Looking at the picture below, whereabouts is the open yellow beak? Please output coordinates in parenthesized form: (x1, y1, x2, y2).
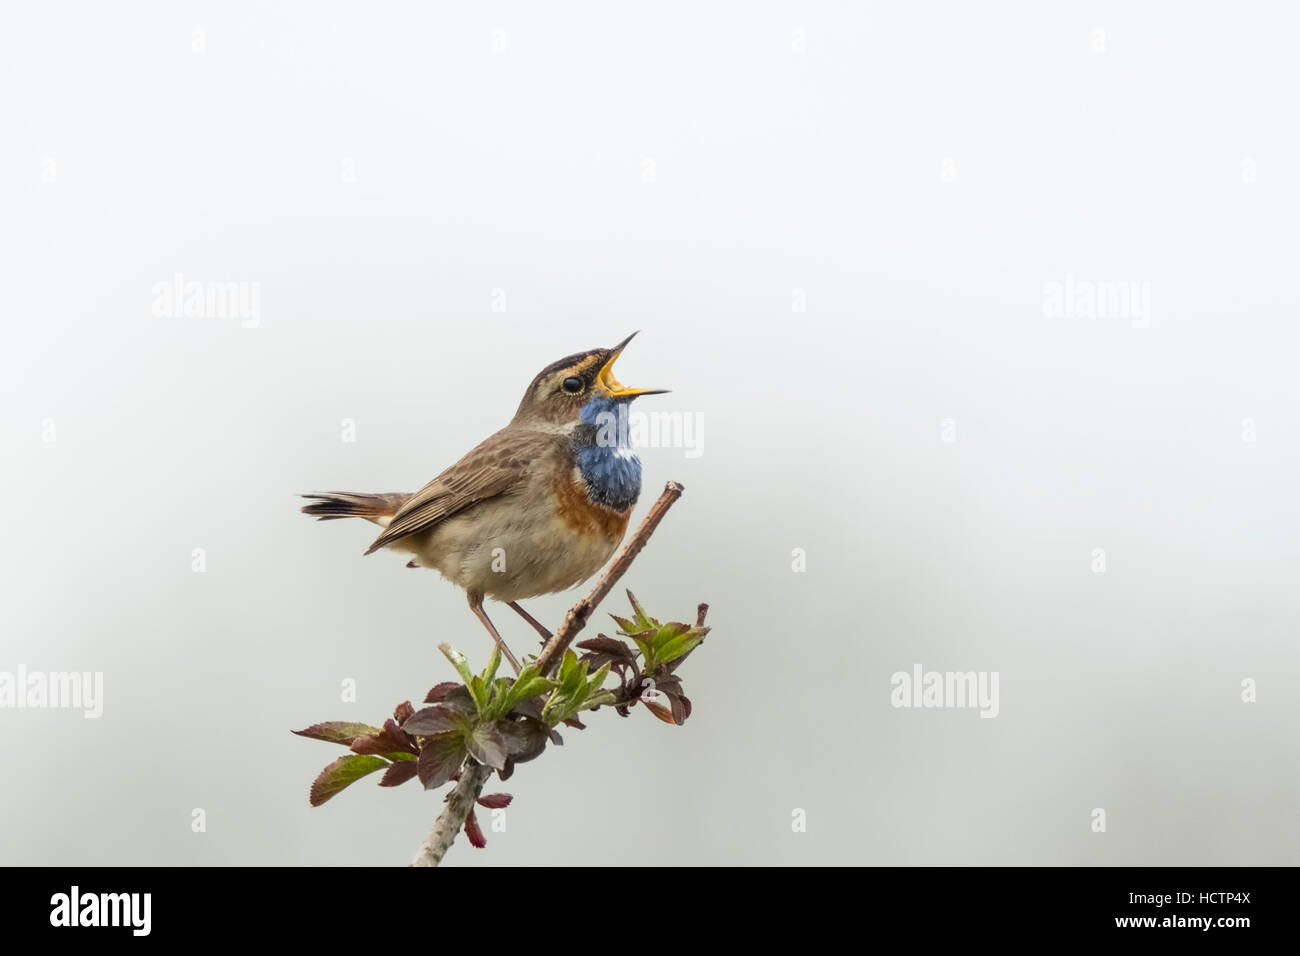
(597, 332, 669, 398)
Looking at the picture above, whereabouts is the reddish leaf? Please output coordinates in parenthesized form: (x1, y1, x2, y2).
(424, 682, 461, 703)
(652, 674, 684, 695)
(293, 722, 381, 746)
(466, 722, 508, 771)
(403, 704, 469, 736)
(379, 760, 419, 788)
(393, 700, 415, 724)
(642, 700, 678, 725)
(576, 635, 634, 660)
(416, 732, 467, 790)
(350, 718, 417, 757)
(383, 717, 417, 751)
(669, 693, 692, 724)
(508, 695, 543, 721)
(500, 718, 548, 763)
(477, 793, 513, 809)
(464, 808, 486, 849)
(348, 734, 389, 756)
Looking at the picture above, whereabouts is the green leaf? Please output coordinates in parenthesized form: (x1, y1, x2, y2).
(469, 675, 487, 712)
(655, 633, 703, 665)
(483, 643, 502, 687)
(557, 651, 586, 695)
(632, 636, 655, 668)
(309, 754, 389, 807)
(540, 689, 565, 725)
(292, 722, 382, 746)
(513, 674, 558, 703)
(541, 657, 613, 725)
(583, 661, 612, 698)
(625, 590, 658, 631)
(650, 621, 692, 648)
(486, 665, 557, 721)
(439, 643, 476, 690)
(574, 690, 616, 713)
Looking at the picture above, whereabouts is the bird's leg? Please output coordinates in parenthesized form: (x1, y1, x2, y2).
(506, 601, 553, 645)
(467, 589, 521, 675)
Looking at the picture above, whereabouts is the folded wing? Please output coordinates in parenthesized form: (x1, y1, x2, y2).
(363, 429, 554, 554)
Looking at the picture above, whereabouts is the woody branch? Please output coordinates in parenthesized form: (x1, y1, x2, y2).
(409, 480, 685, 867)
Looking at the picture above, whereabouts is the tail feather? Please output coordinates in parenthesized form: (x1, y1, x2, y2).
(300, 492, 409, 527)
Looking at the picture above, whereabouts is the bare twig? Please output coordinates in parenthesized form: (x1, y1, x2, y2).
(409, 761, 493, 867)
(536, 481, 685, 675)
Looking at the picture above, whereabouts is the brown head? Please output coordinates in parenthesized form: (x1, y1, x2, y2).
(511, 332, 667, 427)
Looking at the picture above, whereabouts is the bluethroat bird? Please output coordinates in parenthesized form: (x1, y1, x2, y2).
(301, 333, 667, 672)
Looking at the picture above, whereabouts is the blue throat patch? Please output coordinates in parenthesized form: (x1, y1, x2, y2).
(575, 396, 642, 511)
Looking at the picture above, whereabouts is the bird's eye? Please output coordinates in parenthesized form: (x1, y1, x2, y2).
(561, 376, 584, 394)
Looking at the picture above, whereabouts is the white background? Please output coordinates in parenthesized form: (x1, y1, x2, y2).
(2, 2, 1297, 865)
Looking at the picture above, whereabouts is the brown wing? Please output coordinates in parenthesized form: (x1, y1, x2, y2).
(363, 428, 555, 554)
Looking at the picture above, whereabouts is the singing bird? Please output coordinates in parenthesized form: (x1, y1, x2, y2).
(301, 333, 666, 671)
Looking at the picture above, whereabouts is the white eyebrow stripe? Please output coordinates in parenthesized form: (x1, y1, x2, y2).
(517, 421, 579, 435)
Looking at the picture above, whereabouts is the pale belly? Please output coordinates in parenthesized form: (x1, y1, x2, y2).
(399, 488, 628, 602)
